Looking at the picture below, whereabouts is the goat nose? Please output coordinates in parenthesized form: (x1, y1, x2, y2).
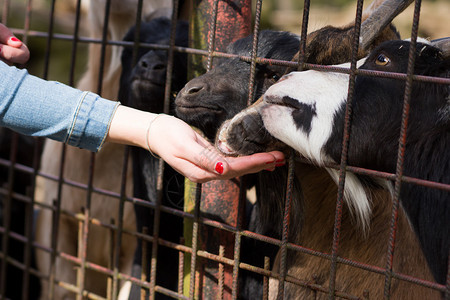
(139, 58, 165, 71)
(185, 84, 204, 95)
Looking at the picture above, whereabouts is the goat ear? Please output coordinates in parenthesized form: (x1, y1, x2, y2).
(431, 37, 450, 59)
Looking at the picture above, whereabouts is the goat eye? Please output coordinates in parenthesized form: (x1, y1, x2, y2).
(375, 54, 390, 66)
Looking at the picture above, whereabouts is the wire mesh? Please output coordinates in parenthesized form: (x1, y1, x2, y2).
(0, 0, 449, 299)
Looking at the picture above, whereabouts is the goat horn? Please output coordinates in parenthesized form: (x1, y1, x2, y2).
(431, 37, 450, 58)
(360, 0, 414, 50)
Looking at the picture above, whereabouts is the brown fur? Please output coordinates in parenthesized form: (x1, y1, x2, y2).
(34, 1, 172, 299)
(268, 164, 440, 299)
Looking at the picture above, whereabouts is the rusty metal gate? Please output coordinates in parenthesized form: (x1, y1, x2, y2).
(0, 0, 449, 299)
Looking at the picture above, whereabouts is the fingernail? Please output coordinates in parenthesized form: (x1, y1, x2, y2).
(10, 37, 20, 42)
(276, 159, 284, 163)
(214, 162, 224, 175)
(265, 161, 275, 164)
(276, 163, 285, 167)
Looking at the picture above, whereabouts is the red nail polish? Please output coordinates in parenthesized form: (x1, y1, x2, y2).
(276, 159, 284, 163)
(215, 162, 224, 174)
(276, 163, 285, 167)
(10, 37, 20, 42)
(265, 161, 275, 164)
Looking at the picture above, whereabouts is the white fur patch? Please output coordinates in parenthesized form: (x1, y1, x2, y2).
(259, 68, 350, 165)
(257, 60, 373, 225)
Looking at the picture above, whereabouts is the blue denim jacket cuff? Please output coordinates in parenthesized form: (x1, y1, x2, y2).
(66, 91, 120, 152)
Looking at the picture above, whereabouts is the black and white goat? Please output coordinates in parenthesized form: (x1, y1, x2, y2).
(217, 39, 449, 297)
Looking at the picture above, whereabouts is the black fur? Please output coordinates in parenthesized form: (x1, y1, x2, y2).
(175, 30, 301, 140)
(324, 40, 450, 284)
(175, 30, 304, 299)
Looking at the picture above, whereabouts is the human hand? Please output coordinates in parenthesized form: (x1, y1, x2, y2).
(148, 114, 285, 183)
(0, 23, 30, 65)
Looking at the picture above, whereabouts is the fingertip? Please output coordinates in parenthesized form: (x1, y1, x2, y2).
(8, 36, 22, 47)
(214, 161, 224, 175)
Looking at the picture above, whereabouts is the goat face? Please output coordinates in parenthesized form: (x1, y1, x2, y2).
(119, 17, 188, 113)
(218, 40, 449, 172)
(175, 30, 300, 140)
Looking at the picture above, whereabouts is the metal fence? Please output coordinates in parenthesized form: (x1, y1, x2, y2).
(0, 0, 449, 299)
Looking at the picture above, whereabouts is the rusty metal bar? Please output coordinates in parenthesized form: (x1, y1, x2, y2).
(328, 0, 365, 298)
(276, 152, 296, 298)
(0, 0, 9, 24)
(384, 0, 423, 298)
(297, 0, 310, 72)
(42, 0, 56, 80)
(246, 0, 262, 106)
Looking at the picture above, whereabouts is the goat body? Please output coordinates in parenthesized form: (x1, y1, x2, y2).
(217, 39, 449, 297)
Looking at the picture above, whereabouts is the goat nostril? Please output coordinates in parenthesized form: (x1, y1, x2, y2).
(186, 86, 203, 94)
(153, 64, 165, 70)
(140, 61, 148, 68)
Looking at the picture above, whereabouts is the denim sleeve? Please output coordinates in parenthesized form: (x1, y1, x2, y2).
(0, 61, 120, 152)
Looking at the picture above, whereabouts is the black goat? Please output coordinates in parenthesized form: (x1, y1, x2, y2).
(217, 39, 449, 297)
(119, 17, 188, 299)
(175, 0, 407, 297)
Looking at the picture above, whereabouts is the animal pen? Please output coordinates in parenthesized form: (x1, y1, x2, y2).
(0, 0, 449, 299)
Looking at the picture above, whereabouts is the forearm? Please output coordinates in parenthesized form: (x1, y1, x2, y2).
(106, 105, 158, 150)
(0, 61, 118, 152)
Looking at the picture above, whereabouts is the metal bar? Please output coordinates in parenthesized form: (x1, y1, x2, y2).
(328, 1, 365, 298)
(246, 0, 262, 106)
(276, 151, 296, 298)
(384, 0, 423, 298)
(141, 227, 149, 300)
(0, 0, 9, 24)
(42, 0, 56, 80)
(0, 130, 17, 300)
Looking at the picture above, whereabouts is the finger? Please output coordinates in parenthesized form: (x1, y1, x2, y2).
(183, 134, 226, 175)
(223, 152, 280, 175)
(166, 156, 218, 183)
(0, 44, 30, 64)
(0, 24, 22, 47)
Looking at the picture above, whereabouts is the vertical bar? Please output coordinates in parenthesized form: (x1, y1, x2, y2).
(107, 219, 115, 300)
(184, 0, 252, 298)
(76, 210, 86, 300)
(0, 130, 18, 300)
(20, 1, 36, 298)
(111, 148, 130, 300)
(383, 0, 422, 298)
(149, 1, 179, 298)
(263, 256, 270, 300)
(276, 152, 295, 299)
(1, 0, 9, 24)
(218, 245, 225, 300)
(46, 1, 62, 296)
(42, 0, 56, 79)
(246, 0, 263, 106)
(188, 186, 202, 299)
(328, 0, 365, 298)
(141, 227, 148, 300)
(178, 238, 185, 296)
(297, 0, 310, 72)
